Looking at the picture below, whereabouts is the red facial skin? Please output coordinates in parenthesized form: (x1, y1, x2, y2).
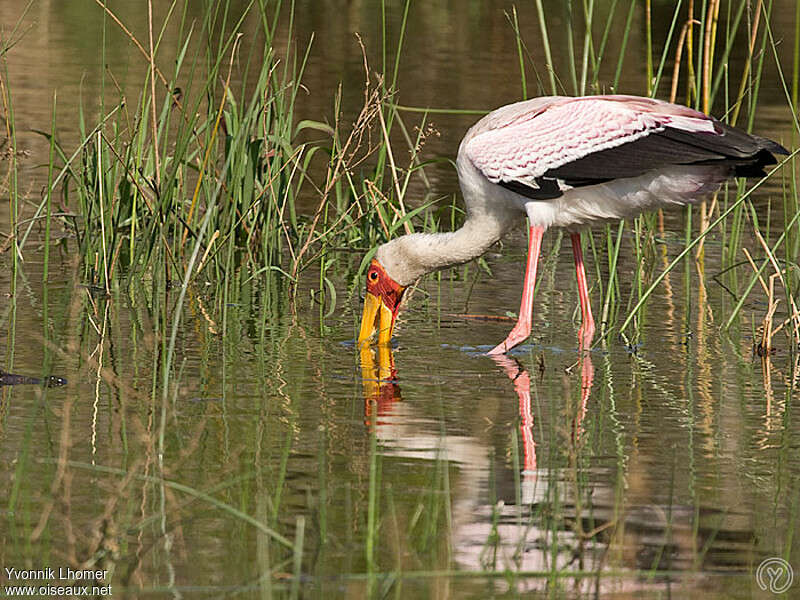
(365, 259, 405, 326)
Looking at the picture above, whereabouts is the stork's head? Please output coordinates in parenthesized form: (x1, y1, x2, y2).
(359, 235, 441, 345)
(358, 257, 406, 346)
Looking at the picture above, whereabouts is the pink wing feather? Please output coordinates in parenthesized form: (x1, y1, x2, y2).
(463, 96, 716, 190)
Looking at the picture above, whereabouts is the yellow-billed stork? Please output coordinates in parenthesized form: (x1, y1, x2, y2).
(358, 95, 788, 355)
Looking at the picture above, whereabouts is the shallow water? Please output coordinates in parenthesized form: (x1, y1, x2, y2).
(1, 1, 799, 598)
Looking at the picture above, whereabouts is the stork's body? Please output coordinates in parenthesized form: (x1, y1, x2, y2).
(359, 95, 787, 354)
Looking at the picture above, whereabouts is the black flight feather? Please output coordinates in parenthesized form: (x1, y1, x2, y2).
(497, 122, 788, 201)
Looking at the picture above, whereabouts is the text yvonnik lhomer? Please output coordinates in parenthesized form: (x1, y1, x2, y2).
(3, 567, 111, 597)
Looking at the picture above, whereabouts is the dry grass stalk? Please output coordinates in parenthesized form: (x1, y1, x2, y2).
(743, 239, 800, 357)
(290, 36, 391, 282)
(696, 0, 721, 260)
(731, 0, 765, 126)
(669, 19, 701, 104)
(754, 227, 800, 343)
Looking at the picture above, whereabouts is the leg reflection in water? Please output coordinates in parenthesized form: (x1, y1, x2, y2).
(488, 343, 594, 504)
(486, 354, 537, 474)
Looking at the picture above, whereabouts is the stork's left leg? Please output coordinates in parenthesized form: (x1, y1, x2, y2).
(488, 225, 545, 355)
(570, 232, 595, 348)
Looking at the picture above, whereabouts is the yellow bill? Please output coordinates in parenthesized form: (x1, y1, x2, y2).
(359, 292, 396, 346)
(359, 258, 405, 347)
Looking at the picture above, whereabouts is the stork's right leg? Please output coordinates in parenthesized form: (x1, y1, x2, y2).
(570, 232, 596, 349)
(570, 232, 595, 436)
(488, 225, 545, 355)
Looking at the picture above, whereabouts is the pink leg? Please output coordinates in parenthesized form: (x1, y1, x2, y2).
(570, 232, 595, 349)
(488, 225, 545, 355)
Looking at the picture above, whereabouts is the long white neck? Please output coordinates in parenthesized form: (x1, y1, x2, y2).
(375, 212, 515, 286)
(375, 150, 528, 286)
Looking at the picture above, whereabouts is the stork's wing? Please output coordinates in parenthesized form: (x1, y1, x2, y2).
(463, 96, 787, 200)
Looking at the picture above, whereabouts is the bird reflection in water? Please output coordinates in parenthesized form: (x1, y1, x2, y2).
(357, 343, 757, 582)
(357, 342, 602, 579)
(569, 340, 595, 442)
(358, 341, 594, 480)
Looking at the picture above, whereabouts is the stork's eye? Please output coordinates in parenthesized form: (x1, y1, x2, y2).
(368, 270, 379, 282)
